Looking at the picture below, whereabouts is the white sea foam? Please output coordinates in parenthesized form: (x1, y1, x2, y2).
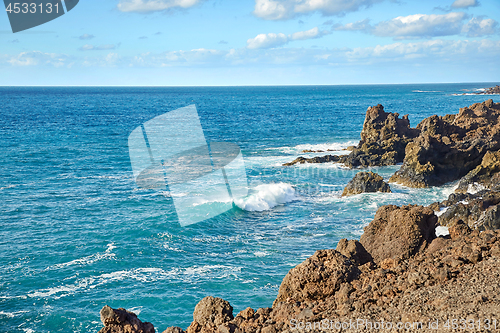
(269, 141, 357, 155)
(235, 183, 297, 211)
(435, 226, 450, 237)
(412, 90, 442, 93)
(467, 183, 486, 194)
(27, 265, 241, 299)
(48, 243, 116, 270)
(0, 310, 27, 318)
(254, 251, 270, 257)
(435, 207, 449, 217)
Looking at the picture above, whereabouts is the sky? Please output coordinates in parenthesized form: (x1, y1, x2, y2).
(0, 0, 499, 86)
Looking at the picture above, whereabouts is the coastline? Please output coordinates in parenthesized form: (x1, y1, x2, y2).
(97, 98, 500, 333)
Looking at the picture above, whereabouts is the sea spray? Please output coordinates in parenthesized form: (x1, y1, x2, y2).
(235, 183, 297, 211)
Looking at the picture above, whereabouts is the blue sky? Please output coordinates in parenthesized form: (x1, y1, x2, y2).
(1, 0, 499, 85)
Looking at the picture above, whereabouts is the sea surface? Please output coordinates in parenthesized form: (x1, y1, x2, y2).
(0, 84, 498, 332)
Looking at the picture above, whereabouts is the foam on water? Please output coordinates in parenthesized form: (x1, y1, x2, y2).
(26, 265, 242, 300)
(235, 183, 297, 211)
(47, 243, 117, 270)
(268, 141, 357, 155)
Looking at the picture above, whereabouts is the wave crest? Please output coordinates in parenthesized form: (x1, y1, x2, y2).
(235, 183, 297, 212)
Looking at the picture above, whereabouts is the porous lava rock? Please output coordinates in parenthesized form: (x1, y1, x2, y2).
(342, 171, 391, 197)
(98, 306, 155, 333)
(359, 205, 437, 263)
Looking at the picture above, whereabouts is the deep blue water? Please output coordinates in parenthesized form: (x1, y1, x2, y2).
(0, 84, 497, 333)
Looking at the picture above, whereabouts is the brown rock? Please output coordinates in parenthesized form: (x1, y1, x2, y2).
(342, 171, 391, 197)
(282, 155, 340, 166)
(336, 239, 373, 266)
(390, 100, 500, 187)
(273, 249, 360, 306)
(98, 306, 155, 333)
(341, 104, 419, 168)
(359, 205, 437, 263)
(162, 328, 184, 333)
(237, 307, 255, 320)
(193, 296, 234, 327)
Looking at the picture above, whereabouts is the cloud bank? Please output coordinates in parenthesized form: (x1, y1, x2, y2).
(253, 0, 384, 20)
(247, 27, 330, 49)
(334, 13, 498, 39)
(117, 0, 202, 13)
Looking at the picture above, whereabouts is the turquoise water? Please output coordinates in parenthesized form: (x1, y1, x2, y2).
(0, 84, 497, 332)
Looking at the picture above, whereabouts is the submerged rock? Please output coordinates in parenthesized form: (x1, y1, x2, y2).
(359, 205, 437, 263)
(342, 171, 391, 197)
(98, 306, 155, 333)
(390, 100, 500, 187)
(282, 154, 340, 166)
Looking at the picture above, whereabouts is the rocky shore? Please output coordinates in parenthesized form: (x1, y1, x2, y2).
(97, 100, 500, 333)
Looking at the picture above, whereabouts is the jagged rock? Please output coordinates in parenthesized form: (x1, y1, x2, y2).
(359, 205, 437, 263)
(192, 296, 233, 329)
(282, 154, 340, 166)
(437, 190, 500, 231)
(341, 104, 419, 168)
(273, 249, 360, 306)
(335, 239, 373, 266)
(456, 150, 500, 193)
(475, 85, 500, 95)
(161, 328, 183, 333)
(390, 100, 500, 187)
(283, 104, 418, 168)
(98, 306, 155, 333)
(342, 171, 391, 197)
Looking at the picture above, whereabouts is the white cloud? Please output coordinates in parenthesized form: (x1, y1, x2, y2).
(290, 27, 328, 40)
(254, 0, 384, 20)
(451, 0, 479, 9)
(247, 27, 330, 49)
(333, 19, 371, 32)
(80, 44, 118, 51)
(247, 33, 288, 49)
(462, 17, 498, 37)
(117, 0, 202, 13)
(79, 34, 95, 40)
(335, 13, 498, 39)
(372, 12, 468, 38)
(7, 51, 70, 67)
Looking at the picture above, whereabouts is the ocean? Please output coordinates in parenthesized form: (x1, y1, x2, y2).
(0, 84, 497, 332)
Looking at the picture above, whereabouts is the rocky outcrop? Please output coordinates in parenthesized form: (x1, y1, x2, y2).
(390, 100, 500, 187)
(359, 205, 437, 263)
(273, 249, 360, 305)
(173, 229, 500, 333)
(342, 171, 391, 197)
(474, 85, 500, 95)
(283, 104, 419, 168)
(335, 239, 373, 266)
(185, 296, 234, 333)
(455, 150, 500, 193)
(430, 189, 500, 231)
(282, 155, 340, 166)
(98, 306, 155, 333)
(98, 201, 500, 333)
(341, 104, 419, 168)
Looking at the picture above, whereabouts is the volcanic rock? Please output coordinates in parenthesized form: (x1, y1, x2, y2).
(340, 104, 419, 168)
(282, 155, 340, 166)
(359, 205, 437, 263)
(390, 100, 500, 187)
(342, 171, 391, 197)
(98, 306, 155, 333)
(335, 239, 373, 266)
(273, 249, 360, 305)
